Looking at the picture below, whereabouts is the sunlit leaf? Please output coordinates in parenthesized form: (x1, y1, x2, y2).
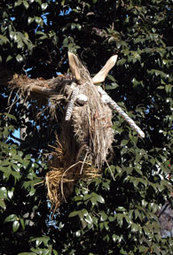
(12, 220, 20, 232)
(4, 214, 18, 223)
(16, 54, 23, 62)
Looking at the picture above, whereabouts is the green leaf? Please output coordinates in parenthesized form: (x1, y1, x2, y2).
(35, 17, 42, 24)
(36, 239, 43, 246)
(6, 55, 13, 62)
(139, 246, 148, 253)
(0, 187, 8, 199)
(121, 139, 128, 146)
(4, 214, 17, 222)
(99, 211, 108, 221)
(101, 179, 110, 191)
(14, 0, 22, 7)
(20, 218, 25, 230)
(165, 84, 172, 94)
(120, 248, 127, 254)
(84, 214, 93, 225)
(4, 113, 17, 121)
(16, 54, 23, 62)
(96, 194, 105, 204)
(12, 220, 20, 232)
(0, 199, 6, 210)
(117, 58, 126, 66)
(53, 250, 58, 255)
(41, 3, 48, 10)
(112, 234, 118, 242)
(106, 82, 119, 90)
(69, 210, 81, 218)
(0, 35, 10, 44)
(28, 17, 33, 24)
(23, 0, 29, 9)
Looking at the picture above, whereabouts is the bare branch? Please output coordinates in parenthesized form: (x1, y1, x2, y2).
(92, 55, 118, 84)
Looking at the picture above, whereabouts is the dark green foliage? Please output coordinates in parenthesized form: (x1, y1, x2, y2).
(0, 113, 50, 254)
(0, 0, 173, 254)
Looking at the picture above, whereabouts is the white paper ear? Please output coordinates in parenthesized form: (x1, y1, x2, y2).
(68, 52, 81, 81)
(92, 55, 118, 84)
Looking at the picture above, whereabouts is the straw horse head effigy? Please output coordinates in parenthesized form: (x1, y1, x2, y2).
(47, 52, 145, 210)
(3, 52, 145, 210)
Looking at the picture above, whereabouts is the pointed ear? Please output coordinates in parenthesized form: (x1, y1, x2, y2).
(92, 55, 118, 84)
(68, 52, 82, 81)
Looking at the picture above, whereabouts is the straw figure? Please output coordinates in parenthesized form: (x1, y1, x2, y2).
(1, 52, 145, 210)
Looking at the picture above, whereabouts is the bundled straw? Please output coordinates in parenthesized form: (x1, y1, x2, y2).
(46, 137, 100, 211)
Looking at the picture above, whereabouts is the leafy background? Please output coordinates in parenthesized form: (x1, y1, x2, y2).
(0, 0, 173, 254)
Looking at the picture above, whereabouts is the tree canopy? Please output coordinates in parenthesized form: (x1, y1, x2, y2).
(0, 0, 173, 254)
